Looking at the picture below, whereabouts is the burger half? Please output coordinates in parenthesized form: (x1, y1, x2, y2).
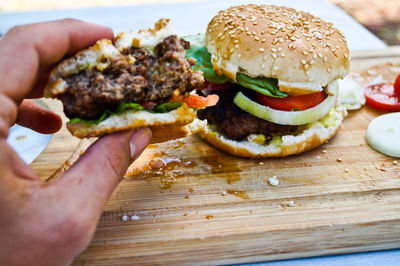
(45, 19, 218, 143)
(185, 4, 350, 158)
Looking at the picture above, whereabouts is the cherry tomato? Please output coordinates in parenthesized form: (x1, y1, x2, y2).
(255, 91, 326, 111)
(364, 82, 400, 112)
(394, 74, 400, 97)
(183, 94, 219, 109)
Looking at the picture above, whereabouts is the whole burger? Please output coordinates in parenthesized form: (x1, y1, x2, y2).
(186, 4, 350, 158)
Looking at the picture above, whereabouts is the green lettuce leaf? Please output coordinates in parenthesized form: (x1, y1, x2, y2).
(69, 102, 181, 125)
(153, 102, 182, 113)
(183, 34, 287, 98)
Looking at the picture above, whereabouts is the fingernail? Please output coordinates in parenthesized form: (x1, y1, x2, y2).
(130, 127, 152, 159)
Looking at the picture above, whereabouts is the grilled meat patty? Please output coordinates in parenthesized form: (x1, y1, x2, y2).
(59, 35, 203, 120)
(197, 88, 298, 140)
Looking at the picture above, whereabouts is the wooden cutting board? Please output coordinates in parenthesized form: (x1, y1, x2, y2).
(30, 47, 400, 265)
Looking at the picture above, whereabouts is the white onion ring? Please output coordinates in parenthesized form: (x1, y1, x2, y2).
(233, 81, 338, 126)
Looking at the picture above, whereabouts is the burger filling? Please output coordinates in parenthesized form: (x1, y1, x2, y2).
(58, 35, 204, 120)
(197, 88, 298, 140)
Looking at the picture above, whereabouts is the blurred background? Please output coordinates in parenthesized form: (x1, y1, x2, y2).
(1, 0, 399, 45)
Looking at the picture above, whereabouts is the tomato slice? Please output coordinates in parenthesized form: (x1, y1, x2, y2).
(394, 74, 400, 97)
(183, 94, 219, 109)
(364, 82, 400, 112)
(255, 91, 326, 111)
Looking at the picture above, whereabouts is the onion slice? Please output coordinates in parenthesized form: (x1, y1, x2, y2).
(233, 82, 338, 126)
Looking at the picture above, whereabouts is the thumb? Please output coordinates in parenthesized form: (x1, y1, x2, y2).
(53, 127, 152, 213)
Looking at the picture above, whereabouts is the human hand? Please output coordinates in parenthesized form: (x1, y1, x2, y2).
(0, 19, 152, 265)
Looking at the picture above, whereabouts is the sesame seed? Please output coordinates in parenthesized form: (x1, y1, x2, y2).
(393, 160, 398, 165)
(254, 36, 260, 41)
(261, 38, 266, 43)
(304, 64, 309, 70)
(233, 39, 239, 44)
(280, 53, 286, 58)
(121, 215, 129, 222)
(301, 59, 307, 65)
(259, 48, 265, 53)
(345, 168, 349, 173)
(313, 54, 318, 59)
(323, 56, 327, 63)
(271, 48, 277, 52)
(337, 157, 342, 162)
(263, 55, 267, 61)
(246, 31, 251, 35)
(272, 53, 277, 58)
(235, 44, 239, 49)
(302, 50, 308, 56)
(220, 35, 226, 40)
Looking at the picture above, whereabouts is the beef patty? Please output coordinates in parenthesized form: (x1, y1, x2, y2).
(59, 35, 204, 119)
(197, 88, 298, 140)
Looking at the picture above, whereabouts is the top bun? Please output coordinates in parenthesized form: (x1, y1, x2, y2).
(206, 4, 350, 95)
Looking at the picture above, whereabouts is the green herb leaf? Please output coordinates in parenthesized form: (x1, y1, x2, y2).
(183, 34, 287, 98)
(114, 103, 144, 113)
(153, 102, 182, 113)
(68, 101, 181, 125)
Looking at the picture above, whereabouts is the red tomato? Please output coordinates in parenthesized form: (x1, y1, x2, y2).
(364, 82, 400, 112)
(255, 91, 326, 111)
(394, 74, 400, 97)
(183, 94, 219, 109)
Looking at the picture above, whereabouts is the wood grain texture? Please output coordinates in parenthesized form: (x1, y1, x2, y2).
(29, 49, 400, 265)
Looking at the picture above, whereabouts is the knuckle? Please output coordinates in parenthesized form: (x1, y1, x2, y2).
(60, 18, 80, 25)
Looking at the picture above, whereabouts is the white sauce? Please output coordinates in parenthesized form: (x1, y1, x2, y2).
(365, 112, 400, 157)
(338, 75, 365, 110)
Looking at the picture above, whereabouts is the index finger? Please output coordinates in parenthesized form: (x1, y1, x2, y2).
(0, 19, 114, 102)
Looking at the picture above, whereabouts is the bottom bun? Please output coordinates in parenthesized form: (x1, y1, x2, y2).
(67, 104, 196, 143)
(198, 106, 347, 158)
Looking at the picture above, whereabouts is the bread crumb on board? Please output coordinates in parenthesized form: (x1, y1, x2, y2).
(280, 200, 295, 208)
(268, 176, 280, 186)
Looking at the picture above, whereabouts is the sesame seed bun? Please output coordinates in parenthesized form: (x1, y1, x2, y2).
(197, 105, 347, 158)
(206, 4, 350, 95)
